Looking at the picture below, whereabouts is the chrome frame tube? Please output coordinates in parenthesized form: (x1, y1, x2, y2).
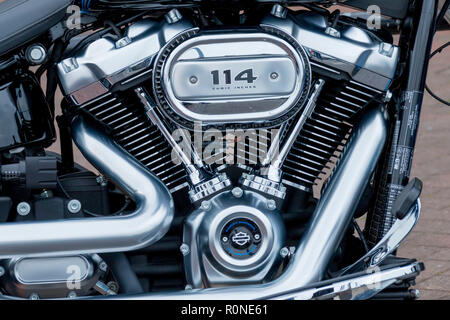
(0, 115, 175, 258)
(116, 104, 389, 299)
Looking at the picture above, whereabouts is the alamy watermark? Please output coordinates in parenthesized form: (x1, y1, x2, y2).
(170, 122, 281, 166)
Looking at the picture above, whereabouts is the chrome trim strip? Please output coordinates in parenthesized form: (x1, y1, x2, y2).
(274, 262, 423, 300)
(0, 115, 175, 258)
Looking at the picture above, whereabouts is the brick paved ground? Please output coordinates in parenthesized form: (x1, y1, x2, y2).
(396, 30, 450, 300)
(46, 30, 450, 299)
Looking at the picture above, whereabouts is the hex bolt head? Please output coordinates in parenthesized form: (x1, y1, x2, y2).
(107, 281, 119, 293)
(372, 251, 385, 265)
(67, 199, 82, 214)
(40, 190, 53, 198)
(67, 291, 77, 299)
(200, 201, 211, 211)
(26, 44, 47, 65)
(29, 293, 40, 300)
(270, 72, 279, 80)
(410, 289, 420, 299)
(231, 187, 243, 198)
(17, 202, 31, 216)
(180, 243, 190, 256)
(280, 247, 290, 258)
(96, 175, 108, 187)
(271, 4, 288, 19)
(222, 236, 229, 243)
(165, 8, 183, 24)
(254, 234, 261, 240)
(99, 261, 108, 272)
(0, 266, 5, 277)
(267, 199, 277, 211)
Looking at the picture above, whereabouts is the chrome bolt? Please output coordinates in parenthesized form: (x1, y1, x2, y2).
(26, 44, 47, 65)
(17, 202, 31, 216)
(231, 187, 243, 198)
(254, 234, 261, 240)
(0, 266, 5, 277)
(107, 281, 119, 293)
(267, 199, 277, 211)
(40, 190, 53, 198)
(180, 243, 190, 256)
(67, 291, 77, 299)
(29, 293, 40, 300)
(185, 284, 193, 290)
(271, 4, 288, 19)
(115, 36, 132, 49)
(384, 90, 393, 103)
(410, 289, 420, 299)
(189, 76, 198, 84)
(99, 261, 108, 272)
(96, 175, 108, 187)
(270, 72, 279, 80)
(200, 200, 211, 211)
(222, 236, 229, 243)
(372, 251, 385, 265)
(165, 8, 183, 24)
(280, 247, 290, 258)
(67, 199, 82, 214)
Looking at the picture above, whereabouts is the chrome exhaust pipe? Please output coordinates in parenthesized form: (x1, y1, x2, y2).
(0, 115, 174, 258)
(120, 104, 389, 299)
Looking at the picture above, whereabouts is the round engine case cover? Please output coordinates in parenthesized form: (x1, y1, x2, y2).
(153, 28, 311, 129)
(182, 190, 286, 288)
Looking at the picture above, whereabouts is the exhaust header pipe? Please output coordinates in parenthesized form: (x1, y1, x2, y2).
(0, 115, 174, 258)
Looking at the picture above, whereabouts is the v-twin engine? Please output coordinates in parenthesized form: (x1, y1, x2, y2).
(0, 3, 418, 300)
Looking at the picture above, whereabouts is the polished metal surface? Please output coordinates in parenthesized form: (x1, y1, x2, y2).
(340, 199, 421, 275)
(57, 18, 193, 103)
(0, 115, 174, 258)
(183, 190, 285, 288)
(104, 104, 388, 299)
(263, 79, 325, 182)
(155, 30, 311, 125)
(262, 12, 399, 91)
(135, 87, 202, 183)
(0, 255, 103, 299)
(240, 173, 287, 199)
(189, 173, 232, 203)
(274, 261, 423, 300)
(135, 87, 232, 202)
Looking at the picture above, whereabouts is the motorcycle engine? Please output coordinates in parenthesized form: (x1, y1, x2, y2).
(52, 6, 399, 292)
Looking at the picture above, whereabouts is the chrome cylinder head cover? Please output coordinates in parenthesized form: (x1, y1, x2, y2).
(153, 27, 312, 128)
(183, 189, 286, 288)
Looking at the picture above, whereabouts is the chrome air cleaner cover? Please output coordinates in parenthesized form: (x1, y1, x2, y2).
(153, 27, 311, 129)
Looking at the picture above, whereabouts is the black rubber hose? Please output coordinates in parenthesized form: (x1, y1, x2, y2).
(100, 253, 144, 294)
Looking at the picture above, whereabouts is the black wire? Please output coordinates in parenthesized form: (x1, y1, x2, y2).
(436, 0, 450, 33)
(425, 0, 450, 106)
(353, 219, 369, 253)
(425, 41, 450, 106)
(56, 175, 131, 217)
(64, 10, 150, 58)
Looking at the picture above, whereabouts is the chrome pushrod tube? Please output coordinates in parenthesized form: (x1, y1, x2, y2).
(0, 115, 174, 258)
(120, 104, 389, 300)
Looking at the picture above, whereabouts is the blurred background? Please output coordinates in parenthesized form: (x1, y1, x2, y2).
(44, 4, 450, 300)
